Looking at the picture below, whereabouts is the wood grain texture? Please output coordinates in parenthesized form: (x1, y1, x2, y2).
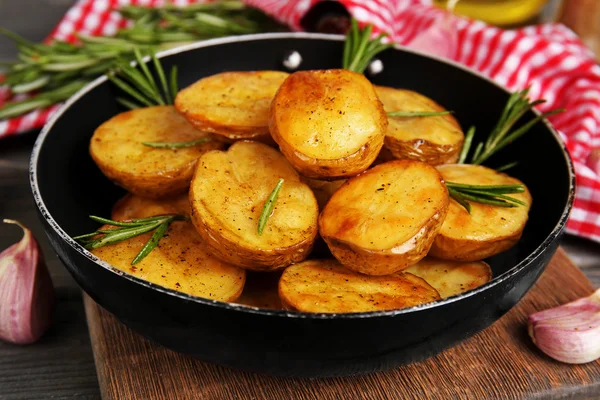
(85, 248, 600, 400)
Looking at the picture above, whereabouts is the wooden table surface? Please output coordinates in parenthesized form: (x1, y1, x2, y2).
(0, 1, 599, 399)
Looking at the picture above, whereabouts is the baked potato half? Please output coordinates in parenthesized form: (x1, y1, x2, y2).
(405, 257, 492, 298)
(319, 160, 449, 276)
(90, 105, 223, 198)
(175, 71, 289, 142)
(429, 164, 532, 261)
(303, 177, 346, 210)
(189, 141, 319, 271)
(91, 194, 245, 302)
(279, 259, 440, 313)
(235, 271, 283, 310)
(376, 86, 463, 165)
(270, 69, 387, 179)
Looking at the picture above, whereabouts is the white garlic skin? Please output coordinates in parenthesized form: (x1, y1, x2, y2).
(528, 289, 600, 364)
(0, 219, 55, 344)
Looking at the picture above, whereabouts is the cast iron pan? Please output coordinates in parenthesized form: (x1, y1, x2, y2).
(30, 33, 575, 377)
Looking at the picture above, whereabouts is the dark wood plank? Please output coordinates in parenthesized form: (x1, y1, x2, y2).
(0, 131, 100, 400)
(85, 248, 600, 400)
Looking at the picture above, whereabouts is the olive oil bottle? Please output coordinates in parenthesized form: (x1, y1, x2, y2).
(433, 0, 551, 26)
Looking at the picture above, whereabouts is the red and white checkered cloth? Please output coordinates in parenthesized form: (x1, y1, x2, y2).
(1, 0, 599, 242)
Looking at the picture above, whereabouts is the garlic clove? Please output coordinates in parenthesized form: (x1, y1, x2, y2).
(0, 219, 55, 344)
(528, 289, 600, 364)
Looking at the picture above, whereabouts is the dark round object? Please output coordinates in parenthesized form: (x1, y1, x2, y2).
(30, 33, 574, 378)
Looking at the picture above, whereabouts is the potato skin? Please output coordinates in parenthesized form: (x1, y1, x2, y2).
(279, 259, 440, 313)
(302, 177, 346, 210)
(270, 69, 387, 179)
(405, 257, 492, 298)
(90, 105, 223, 198)
(175, 71, 289, 142)
(92, 194, 246, 302)
(429, 164, 532, 261)
(376, 86, 463, 165)
(319, 160, 449, 275)
(189, 141, 319, 271)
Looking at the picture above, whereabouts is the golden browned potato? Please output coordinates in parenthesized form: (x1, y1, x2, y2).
(303, 177, 346, 210)
(270, 69, 387, 179)
(429, 164, 532, 261)
(405, 257, 492, 298)
(91, 194, 245, 302)
(90, 105, 223, 198)
(319, 160, 449, 276)
(234, 271, 283, 310)
(175, 71, 289, 142)
(189, 141, 319, 271)
(279, 259, 440, 313)
(376, 86, 463, 165)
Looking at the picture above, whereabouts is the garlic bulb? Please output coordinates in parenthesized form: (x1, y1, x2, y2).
(528, 289, 600, 364)
(0, 219, 55, 344)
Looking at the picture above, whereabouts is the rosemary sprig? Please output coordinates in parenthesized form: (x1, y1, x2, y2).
(342, 19, 393, 74)
(108, 49, 177, 109)
(0, 1, 278, 120)
(73, 214, 187, 265)
(142, 138, 211, 149)
(257, 178, 284, 235)
(387, 110, 451, 118)
(446, 182, 526, 214)
(459, 88, 564, 166)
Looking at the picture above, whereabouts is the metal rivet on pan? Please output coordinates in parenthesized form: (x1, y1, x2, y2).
(282, 50, 303, 71)
(367, 59, 384, 76)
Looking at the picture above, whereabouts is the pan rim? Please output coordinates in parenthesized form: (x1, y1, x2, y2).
(29, 32, 575, 319)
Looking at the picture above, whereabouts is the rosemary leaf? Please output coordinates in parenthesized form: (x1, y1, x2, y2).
(89, 215, 150, 227)
(117, 97, 142, 110)
(343, 19, 391, 74)
(387, 110, 451, 118)
(448, 188, 471, 214)
(495, 161, 519, 172)
(169, 66, 179, 101)
(131, 220, 170, 265)
(458, 126, 475, 164)
(142, 138, 211, 149)
(108, 74, 155, 108)
(152, 53, 171, 104)
(257, 178, 284, 235)
(85, 220, 165, 249)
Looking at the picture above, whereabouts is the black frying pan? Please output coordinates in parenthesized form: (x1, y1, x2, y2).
(30, 33, 575, 377)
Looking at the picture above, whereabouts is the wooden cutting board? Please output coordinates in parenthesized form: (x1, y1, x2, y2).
(84, 248, 600, 400)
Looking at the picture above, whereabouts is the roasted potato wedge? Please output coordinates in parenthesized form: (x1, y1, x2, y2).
(235, 271, 283, 310)
(270, 69, 387, 179)
(429, 164, 532, 261)
(319, 160, 449, 276)
(303, 177, 346, 210)
(279, 259, 441, 313)
(175, 71, 289, 142)
(405, 257, 492, 298)
(91, 194, 245, 302)
(90, 105, 223, 198)
(376, 86, 463, 165)
(189, 141, 319, 271)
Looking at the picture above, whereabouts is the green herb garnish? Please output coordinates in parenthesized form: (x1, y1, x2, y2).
(108, 49, 178, 110)
(257, 178, 284, 235)
(387, 110, 451, 118)
(445, 182, 526, 214)
(0, 2, 276, 119)
(459, 88, 564, 167)
(142, 138, 211, 149)
(342, 19, 393, 74)
(73, 214, 187, 265)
